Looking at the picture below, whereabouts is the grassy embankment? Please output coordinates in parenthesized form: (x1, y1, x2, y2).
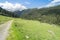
(0, 15, 12, 24)
(7, 18, 60, 40)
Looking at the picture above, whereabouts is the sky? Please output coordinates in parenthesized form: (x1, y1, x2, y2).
(0, 0, 60, 11)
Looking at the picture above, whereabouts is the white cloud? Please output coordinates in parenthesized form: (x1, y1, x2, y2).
(46, 0, 60, 7)
(0, 1, 27, 11)
(38, 0, 60, 9)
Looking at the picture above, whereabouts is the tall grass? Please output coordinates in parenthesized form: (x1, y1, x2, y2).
(0, 15, 12, 24)
(7, 18, 60, 40)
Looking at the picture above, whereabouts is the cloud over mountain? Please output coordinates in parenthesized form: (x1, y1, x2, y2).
(46, 0, 60, 7)
(0, 1, 27, 11)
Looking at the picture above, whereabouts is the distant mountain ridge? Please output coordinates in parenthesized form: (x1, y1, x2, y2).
(0, 5, 60, 24)
(0, 7, 21, 17)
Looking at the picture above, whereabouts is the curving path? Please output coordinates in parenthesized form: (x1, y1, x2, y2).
(0, 20, 13, 40)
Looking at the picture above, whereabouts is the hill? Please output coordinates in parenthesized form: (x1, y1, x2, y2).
(0, 15, 12, 24)
(7, 18, 60, 40)
(20, 5, 60, 25)
(0, 5, 60, 25)
(0, 7, 19, 17)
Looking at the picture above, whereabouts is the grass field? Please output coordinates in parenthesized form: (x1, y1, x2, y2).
(0, 15, 12, 24)
(7, 18, 60, 40)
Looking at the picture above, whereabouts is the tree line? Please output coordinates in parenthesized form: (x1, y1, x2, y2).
(20, 5, 60, 25)
(0, 5, 60, 25)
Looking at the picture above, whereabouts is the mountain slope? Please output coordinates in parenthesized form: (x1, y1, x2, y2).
(7, 18, 60, 40)
(0, 15, 12, 24)
(0, 5, 60, 24)
(0, 7, 19, 17)
(20, 5, 60, 24)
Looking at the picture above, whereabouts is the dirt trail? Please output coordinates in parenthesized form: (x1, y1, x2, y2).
(0, 20, 13, 40)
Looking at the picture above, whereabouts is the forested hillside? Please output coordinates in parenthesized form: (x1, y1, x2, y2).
(0, 5, 60, 25)
(20, 5, 60, 25)
(0, 7, 19, 17)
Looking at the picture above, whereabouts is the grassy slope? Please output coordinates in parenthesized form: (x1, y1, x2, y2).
(7, 18, 60, 40)
(0, 15, 12, 24)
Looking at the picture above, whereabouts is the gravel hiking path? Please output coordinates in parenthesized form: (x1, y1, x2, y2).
(0, 20, 13, 40)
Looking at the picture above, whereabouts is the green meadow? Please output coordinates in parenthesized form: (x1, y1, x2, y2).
(0, 15, 12, 24)
(7, 18, 60, 40)
(0, 15, 60, 40)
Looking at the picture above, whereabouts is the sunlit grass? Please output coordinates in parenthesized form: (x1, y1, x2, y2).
(0, 15, 12, 24)
(7, 18, 60, 40)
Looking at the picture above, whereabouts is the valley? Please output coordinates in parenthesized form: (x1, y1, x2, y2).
(0, 5, 60, 40)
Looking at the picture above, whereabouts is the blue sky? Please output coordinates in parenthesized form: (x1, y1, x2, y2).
(0, 0, 60, 11)
(0, 0, 52, 8)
